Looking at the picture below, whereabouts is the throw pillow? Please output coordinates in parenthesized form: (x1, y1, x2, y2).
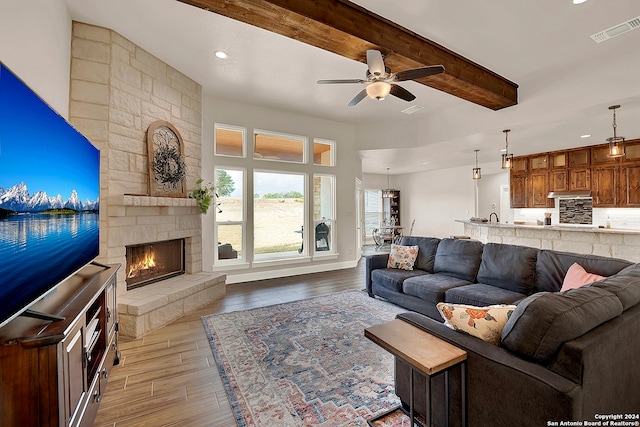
(436, 302, 517, 345)
(387, 244, 419, 270)
(561, 262, 605, 292)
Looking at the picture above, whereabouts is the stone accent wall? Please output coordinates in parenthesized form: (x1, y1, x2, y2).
(67, 22, 224, 338)
(464, 222, 640, 262)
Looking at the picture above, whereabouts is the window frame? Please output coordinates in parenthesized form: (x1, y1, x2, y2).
(313, 138, 336, 167)
(214, 123, 246, 158)
(253, 129, 307, 164)
(312, 173, 336, 255)
(213, 166, 247, 266)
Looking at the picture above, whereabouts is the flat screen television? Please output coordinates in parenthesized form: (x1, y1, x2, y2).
(0, 62, 100, 328)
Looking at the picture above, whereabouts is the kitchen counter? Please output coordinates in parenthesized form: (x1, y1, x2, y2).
(456, 219, 640, 234)
(456, 220, 640, 263)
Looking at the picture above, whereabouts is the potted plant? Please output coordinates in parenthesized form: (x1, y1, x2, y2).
(190, 178, 216, 214)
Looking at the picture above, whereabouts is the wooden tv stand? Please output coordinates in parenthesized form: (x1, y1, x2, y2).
(0, 263, 120, 427)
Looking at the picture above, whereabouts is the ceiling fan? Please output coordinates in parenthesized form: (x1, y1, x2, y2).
(317, 49, 445, 106)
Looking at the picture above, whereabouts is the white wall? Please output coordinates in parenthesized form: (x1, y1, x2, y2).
(363, 166, 476, 238)
(0, 0, 72, 117)
(202, 95, 360, 280)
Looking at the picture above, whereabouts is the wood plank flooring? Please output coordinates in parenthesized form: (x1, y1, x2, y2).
(94, 256, 374, 427)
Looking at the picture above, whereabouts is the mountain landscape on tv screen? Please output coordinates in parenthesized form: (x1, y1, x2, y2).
(0, 182, 99, 213)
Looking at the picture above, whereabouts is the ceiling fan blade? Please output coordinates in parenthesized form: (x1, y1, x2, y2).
(348, 89, 368, 107)
(389, 84, 416, 102)
(317, 79, 364, 84)
(366, 49, 385, 77)
(395, 65, 445, 82)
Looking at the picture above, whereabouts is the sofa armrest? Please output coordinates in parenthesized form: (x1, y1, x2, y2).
(395, 311, 581, 425)
(365, 253, 389, 297)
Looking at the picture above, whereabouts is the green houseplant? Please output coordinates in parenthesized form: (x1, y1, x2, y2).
(190, 178, 216, 214)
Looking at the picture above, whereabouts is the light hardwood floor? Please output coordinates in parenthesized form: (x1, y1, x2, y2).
(94, 256, 374, 427)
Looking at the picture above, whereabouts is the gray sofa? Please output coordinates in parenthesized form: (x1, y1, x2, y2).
(365, 236, 640, 426)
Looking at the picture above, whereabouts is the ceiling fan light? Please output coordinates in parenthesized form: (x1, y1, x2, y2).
(366, 81, 391, 100)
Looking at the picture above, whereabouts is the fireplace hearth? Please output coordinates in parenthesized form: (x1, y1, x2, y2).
(126, 239, 185, 290)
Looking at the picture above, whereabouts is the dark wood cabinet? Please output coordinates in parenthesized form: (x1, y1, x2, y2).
(568, 148, 590, 167)
(592, 145, 620, 165)
(570, 168, 591, 191)
(620, 163, 640, 207)
(530, 171, 552, 207)
(510, 172, 528, 208)
(550, 169, 569, 191)
(0, 264, 120, 427)
(593, 166, 619, 207)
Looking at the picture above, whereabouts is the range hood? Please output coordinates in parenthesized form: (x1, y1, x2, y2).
(547, 191, 592, 199)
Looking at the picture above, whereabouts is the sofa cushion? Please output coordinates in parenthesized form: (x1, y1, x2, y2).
(589, 274, 640, 311)
(387, 244, 420, 270)
(436, 302, 517, 344)
(400, 236, 440, 272)
(445, 283, 527, 307)
(535, 250, 632, 293)
(617, 263, 640, 278)
(500, 287, 623, 362)
(402, 274, 471, 301)
(560, 262, 605, 291)
(476, 243, 538, 294)
(370, 268, 427, 293)
(433, 238, 483, 282)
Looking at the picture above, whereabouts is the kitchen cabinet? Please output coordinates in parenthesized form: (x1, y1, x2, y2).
(568, 148, 590, 167)
(623, 140, 640, 162)
(530, 171, 552, 207)
(592, 166, 618, 207)
(551, 152, 567, 169)
(510, 172, 528, 208)
(550, 169, 569, 192)
(592, 145, 621, 165)
(530, 154, 549, 170)
(570, 168, 591, 191)
(620, 164, 640, 207)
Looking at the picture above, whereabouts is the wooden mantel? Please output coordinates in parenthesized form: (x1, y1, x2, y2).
(177, 0, 518, 110)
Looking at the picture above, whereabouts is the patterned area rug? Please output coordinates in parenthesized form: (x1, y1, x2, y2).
(202, 290, 408, 426)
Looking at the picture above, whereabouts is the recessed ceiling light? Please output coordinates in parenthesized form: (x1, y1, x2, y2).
(573, 0, 588, 4)
(214, 51, 228, 59)
(581, 134, 591, 138)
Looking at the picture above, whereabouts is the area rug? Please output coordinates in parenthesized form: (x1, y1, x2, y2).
(202, 290, 409, 426)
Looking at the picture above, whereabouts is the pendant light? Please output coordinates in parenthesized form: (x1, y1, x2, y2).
(501, 129, 514, 169)
(606, 105, 625, 158)
(382, 167, 394, 197)
(473, 150, 481, 180)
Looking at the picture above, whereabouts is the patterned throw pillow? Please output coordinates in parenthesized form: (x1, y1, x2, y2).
(436, 302, 517, 345)
(387, 244, 419, 270)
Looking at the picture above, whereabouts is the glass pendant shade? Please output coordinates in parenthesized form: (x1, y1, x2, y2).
(472, 149, 481, 180)
(382, 167, 393, 197)
(606, 105, 625, 158)
(366, 81, 391, 100)
(501, 129, 513, 169)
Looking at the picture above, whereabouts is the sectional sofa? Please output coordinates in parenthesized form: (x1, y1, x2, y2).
(365, 236, 640, 426)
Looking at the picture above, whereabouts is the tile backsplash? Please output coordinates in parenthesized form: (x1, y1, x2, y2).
(559, 199, 592, 224)
(512, 206, 640, 230)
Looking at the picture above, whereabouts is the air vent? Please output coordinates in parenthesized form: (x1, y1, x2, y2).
(401, 105, 424, 115)
(591, 16, 640, 43)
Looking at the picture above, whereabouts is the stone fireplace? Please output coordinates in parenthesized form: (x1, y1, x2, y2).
(68, 22, 225, 339)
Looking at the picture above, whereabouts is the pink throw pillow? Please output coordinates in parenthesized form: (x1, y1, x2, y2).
(561, 262, 605, 292)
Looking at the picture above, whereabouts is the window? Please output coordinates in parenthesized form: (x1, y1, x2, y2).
(254, 130, 306, 163)
(313, 139, 335, 166)
(214, 124, 245, 157)
(214, 168, 245, 262)
(253, 171, 306, 258)
(313, 174, 335, 253)
(364, 189, 383, 245)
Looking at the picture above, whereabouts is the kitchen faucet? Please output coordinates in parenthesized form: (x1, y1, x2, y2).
(489, 212, 499, 223)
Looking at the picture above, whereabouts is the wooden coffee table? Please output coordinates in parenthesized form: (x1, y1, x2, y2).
(364, 319, 467, 427)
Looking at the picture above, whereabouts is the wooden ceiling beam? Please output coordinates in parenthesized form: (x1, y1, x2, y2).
(178, 0, 518, 110)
